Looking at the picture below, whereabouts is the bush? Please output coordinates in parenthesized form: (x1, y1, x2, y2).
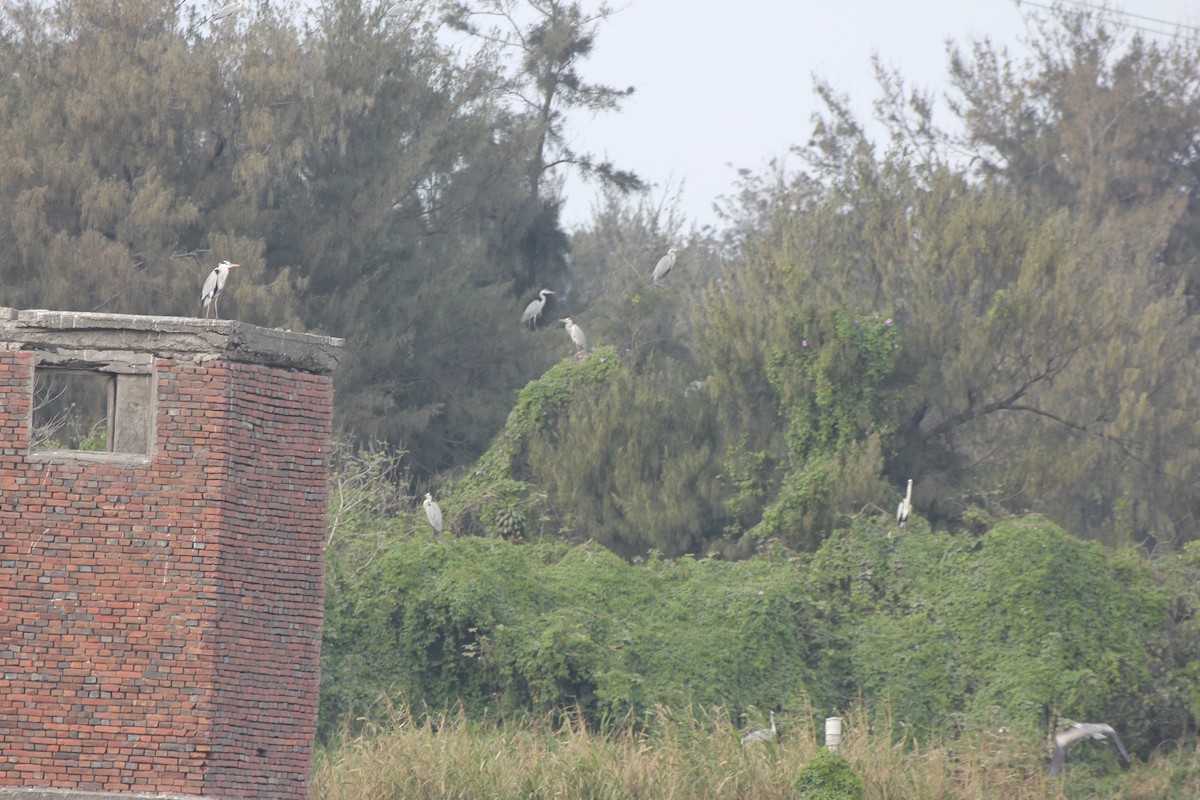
(794, 748, 863, 799)
(319, 537, 824, 740)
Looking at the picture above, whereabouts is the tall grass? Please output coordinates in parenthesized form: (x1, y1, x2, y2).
(311, 701, 1200, 799)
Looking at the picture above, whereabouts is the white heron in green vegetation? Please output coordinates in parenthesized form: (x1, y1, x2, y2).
(200, 260, 239, 319)
(651, 246, 679, 285)
(1050, 722, 1130, 776)
(742, 710, 776, 744)
(560, 317, 587, 353)
(423, 493, 443, 534)
(521, 289, 556, 330)
(897, 478, 913, 529)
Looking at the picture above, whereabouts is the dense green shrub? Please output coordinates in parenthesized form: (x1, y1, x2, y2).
(794, 749, 864, 799)
(806, 515, 1163, 740)
(321, 513, 1187, 757)
(319, 537, 822, 741)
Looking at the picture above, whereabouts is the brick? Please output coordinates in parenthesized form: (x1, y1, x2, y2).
(0, 313, 340, 800)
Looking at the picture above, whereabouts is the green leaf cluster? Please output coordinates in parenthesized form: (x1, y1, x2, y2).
(320, 537, 818, 742)
(793, 749, 864, 800)
(807, 516, 1160, 739)
(321, 514, 1199, 756)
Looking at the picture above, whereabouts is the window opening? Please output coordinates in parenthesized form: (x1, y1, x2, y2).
(32, 368, 153, 455)
(32, 369, 111, 451)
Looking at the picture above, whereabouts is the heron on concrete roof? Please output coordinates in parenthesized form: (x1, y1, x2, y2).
(200, 260, 239, 319)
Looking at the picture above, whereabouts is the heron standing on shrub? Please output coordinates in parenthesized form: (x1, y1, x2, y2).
(560, 317, 587, 353)
(897, 478, 913, 529)
(423, 492, 443, 535)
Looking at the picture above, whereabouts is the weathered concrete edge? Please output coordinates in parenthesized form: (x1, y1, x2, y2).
(0, 308, 344, 375)
(0, 790, 220, 800)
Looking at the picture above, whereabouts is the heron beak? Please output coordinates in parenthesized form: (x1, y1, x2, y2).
(229, 263, 240, 268)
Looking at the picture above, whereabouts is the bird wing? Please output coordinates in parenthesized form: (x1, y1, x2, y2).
(200, 268, 220, 306)
(1108, 728, 1132, 767)
(521, 299, 541, 323)
(652, 254, 674, 282)
(1084, 724, 1131, 767)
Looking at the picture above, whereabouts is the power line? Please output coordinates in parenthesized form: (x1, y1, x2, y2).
(1017, 0, 1200, 41)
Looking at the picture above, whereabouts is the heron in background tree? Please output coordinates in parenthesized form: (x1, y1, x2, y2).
(897, 478, 913, 529)
(423, 492, 443, 534)
(521, 289, 556, 330)
(651, 246, 679, 285)
(560, 317, 587, 353)
(200, 260, 239, 319)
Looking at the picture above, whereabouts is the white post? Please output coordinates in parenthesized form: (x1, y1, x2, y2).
(825, 716, 843, 753)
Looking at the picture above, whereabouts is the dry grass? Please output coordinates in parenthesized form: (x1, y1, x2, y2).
(311, 702, 1199, 800)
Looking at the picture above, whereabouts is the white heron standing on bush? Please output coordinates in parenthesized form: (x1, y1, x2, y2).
(897, 478, 913, 529)
(423, 492, 443, 535)
(521, 289, 556, 330)
(200, 260, 239, 319)
(560, 317, 587, 353)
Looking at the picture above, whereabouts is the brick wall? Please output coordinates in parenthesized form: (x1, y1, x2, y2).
(0, 318, 338, 800)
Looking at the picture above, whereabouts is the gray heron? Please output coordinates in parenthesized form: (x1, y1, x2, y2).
(212, 1, 244, 22)
(897, 479, 913, 529)
(521, 289, 556, 330)
(200, 260, 239, 319)
(1050, 722, 1131, 775)
(423, 492, 443, 535)
(651, 246, 679, 285)
(741, 710, 776, 744)
(560, 317, 587, 353)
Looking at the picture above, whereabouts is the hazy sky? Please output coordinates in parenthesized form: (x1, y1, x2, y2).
(556, 0, 1200, 231)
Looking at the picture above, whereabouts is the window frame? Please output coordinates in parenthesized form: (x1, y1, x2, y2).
(29, 353, 156, 462)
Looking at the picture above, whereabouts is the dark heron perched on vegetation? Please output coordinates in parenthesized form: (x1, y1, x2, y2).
(521, 289, 556, 330)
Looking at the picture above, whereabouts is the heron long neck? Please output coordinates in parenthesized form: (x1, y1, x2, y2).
(905, 481, 912, 502)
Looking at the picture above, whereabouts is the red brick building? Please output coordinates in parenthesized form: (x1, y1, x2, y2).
(0, 308, 342, 799)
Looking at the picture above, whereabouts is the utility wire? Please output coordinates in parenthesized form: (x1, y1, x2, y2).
(1017, 0, 1200, 41)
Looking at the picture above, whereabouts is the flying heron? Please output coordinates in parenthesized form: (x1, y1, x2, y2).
(1049, 722, 1131, 775)
(212, 1, 243, 22)
(651, 246, 679, 285)
(423, 492, 443, 535)
(896, 478, 913, 529)
(200, 260, 239, 319)
(521, 289, 556, 330)
(560, 317, 587, 353)
(741, 710, 777, 744)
